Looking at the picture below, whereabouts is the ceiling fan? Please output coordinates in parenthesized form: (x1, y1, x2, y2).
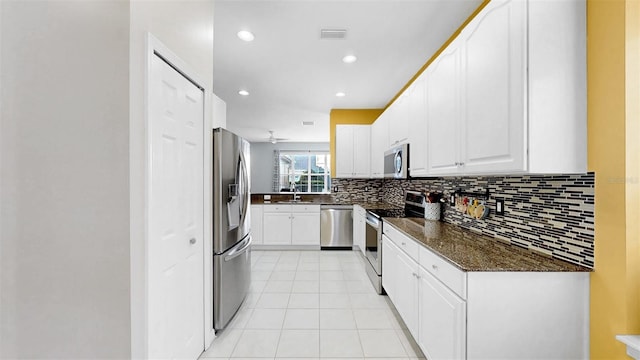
(267, 130, 288, 144)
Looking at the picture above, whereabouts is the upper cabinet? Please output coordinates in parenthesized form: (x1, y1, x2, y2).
(335, 125, 371, 178)
(370, 112, 389, 178)
(407, 75, 428, 177)
(368, 0, 586, 178)
(426, 43, 462, 175)
(427, 0, 585, 176)
(459, 0, 526, 174)
(387, 92, 409, 147)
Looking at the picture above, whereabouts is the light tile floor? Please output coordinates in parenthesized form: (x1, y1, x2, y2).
(200, 249, 426, 360)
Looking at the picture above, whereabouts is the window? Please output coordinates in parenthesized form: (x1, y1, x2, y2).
(278, 152, 331, 193)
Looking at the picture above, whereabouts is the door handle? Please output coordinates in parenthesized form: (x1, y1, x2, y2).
(189, 238, 196, 245)
(224, 236, 252, 262)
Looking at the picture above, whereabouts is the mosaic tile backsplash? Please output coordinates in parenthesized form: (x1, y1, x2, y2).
(332, 173, 595, 268)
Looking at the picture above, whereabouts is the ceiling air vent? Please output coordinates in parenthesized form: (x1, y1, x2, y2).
(302, 121, 315, 126)
(320, 29, 346, 40)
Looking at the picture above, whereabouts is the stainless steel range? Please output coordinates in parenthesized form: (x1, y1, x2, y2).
(364, 191, 426, 294)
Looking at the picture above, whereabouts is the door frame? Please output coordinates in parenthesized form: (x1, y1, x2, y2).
(136, 33, 215, 358)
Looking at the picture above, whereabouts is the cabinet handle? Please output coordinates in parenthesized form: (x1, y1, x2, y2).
(189, 238, 196, 245)
(459, 162, 465, 166)
(432, 264, 438, 270)
(401, 242, 406, 246)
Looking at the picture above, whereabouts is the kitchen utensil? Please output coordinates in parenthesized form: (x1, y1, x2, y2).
(467, 199, 478, 216)
(474, 201, 490, 220)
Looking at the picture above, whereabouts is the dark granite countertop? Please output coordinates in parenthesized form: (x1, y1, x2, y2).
(251, 195, 400, 210)
(383, 218, 591, 272)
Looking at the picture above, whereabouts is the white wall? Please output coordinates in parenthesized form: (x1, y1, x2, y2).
(250, 142, 330, 193)
(129, 1, 215, 357)
(0, 1, 215, 358)
(0, 1, 131, 358)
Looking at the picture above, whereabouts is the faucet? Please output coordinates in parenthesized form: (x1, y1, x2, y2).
(291, 181, 301, 201)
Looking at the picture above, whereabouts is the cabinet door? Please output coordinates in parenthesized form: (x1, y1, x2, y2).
(381, 235, 397, 302)
(335, 125, 354, 177)
(370, 113, 388, 178)
(426, 43, 462, 175)
(291, 212, 320, 245)
(408, 74, 428, 176)
(459, 0, 526, 174)
(394, 243, 419, 338)
(263, 213, 292, 245)
(388, 93, 409, 146)
(352, 125, 371, 177)
(250, 205, 263, 245)
(418, 267, 466, 360)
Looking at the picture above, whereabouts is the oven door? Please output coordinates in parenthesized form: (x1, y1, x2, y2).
(364, 213, 382, 275)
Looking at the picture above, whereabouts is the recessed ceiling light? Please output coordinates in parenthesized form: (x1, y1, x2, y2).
(336, 92, 346, 97)
(238, 90, 250, 96)
(237, 30, 255, 42)
(342, 55, 357, 64)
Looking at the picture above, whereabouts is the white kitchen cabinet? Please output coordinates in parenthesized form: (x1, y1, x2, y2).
(352, 205, 366, 254)
(426, 43, 462, 175)
(261, 204, 320, 247)
(370, 113, 388, 178)
(381, 236, 398, 303)
(407, 73, 428, 177)
(352, 126, 371, 177)
(335, 125, 370, 178)
(263, 212, 292, 245)
(394, 241, 419, 337)
(387, 93, 409, 147)
(383, 221, 589, 360)
(418, 267, 466, 360)
(458, 0, 526, 174)
(291, 212, 320, 245)
(335, 125, 354, 177)
(382, 235, 419, 338)
(250, 205, 263, 245)
(421, 0, 585, 176)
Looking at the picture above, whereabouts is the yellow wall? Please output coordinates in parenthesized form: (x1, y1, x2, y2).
(329, 109, 383, 175)
(588, 0, 640, 358)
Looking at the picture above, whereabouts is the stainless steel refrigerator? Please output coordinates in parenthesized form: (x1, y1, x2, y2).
(213, 128, 251, 330)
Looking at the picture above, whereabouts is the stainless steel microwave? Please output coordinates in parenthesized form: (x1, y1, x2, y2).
(384, 143, 409, 179)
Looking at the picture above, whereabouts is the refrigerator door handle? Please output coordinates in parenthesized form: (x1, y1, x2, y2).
(224, 236, 252, 262)
(238, 151, 250, 227)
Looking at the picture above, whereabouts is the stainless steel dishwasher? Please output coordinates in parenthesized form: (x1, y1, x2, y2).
(320, 205, 353, 249)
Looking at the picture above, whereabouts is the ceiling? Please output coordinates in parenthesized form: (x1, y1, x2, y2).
(213, 0, 482, 143)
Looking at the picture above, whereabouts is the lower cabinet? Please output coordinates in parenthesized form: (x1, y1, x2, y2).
(383, 223, 589, 360)
(353, 205, 366, 254)
(263, 212, 292, 245)
(417, 267, 466, 360)
(291, 212, 320, 245)
(383, 236, 419, 336)
(260, 204, 320, 246)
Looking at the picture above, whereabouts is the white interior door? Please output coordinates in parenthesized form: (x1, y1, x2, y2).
(149, 53, 204, 359)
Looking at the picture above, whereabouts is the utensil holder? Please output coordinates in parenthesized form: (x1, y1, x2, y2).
(424, 203, 441, 221)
